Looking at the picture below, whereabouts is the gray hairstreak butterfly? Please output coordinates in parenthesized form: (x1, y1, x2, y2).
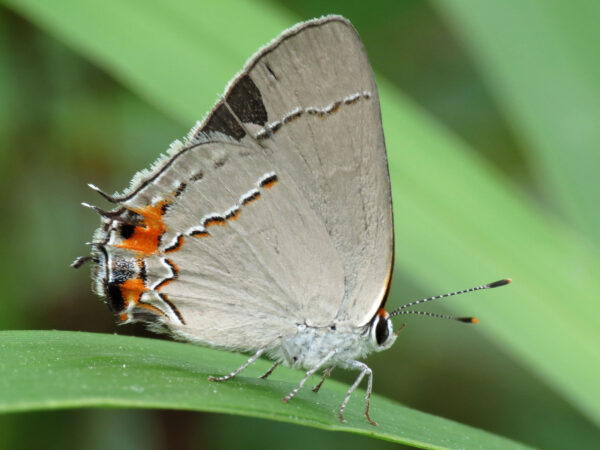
(74, 15, 510, 425)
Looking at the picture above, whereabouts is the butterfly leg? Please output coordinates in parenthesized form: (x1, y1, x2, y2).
(71, 255, 94, 268)
(312, 366, 334, 392)
(282, 350, 336, 403)
(208, 347, 266, 382)
(339, 361, 376, 426)
(259, 361, 279, 379)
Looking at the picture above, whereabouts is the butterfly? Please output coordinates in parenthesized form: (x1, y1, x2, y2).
(74, 15, 510, 425)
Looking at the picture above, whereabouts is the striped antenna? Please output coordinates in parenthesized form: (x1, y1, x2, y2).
(388, 278, 511, 322)
(391, 310, 480, 323)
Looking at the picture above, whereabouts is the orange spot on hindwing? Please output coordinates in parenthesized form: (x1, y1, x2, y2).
(120, 278, 145, 303)
(109, 275, 168, 322)
(116, 201, 170, 255)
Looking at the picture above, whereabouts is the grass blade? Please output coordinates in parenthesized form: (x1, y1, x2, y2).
(0, 330, 530, 449)
(436, 0, 600, 247)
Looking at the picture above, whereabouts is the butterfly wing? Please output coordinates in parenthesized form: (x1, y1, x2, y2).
(91, 16, 393, 351)
(235, 16, 394, 326)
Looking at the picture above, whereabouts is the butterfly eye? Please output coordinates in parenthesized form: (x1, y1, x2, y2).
(374, 316, 391, 346)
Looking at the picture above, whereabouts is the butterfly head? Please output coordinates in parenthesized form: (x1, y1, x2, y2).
(369, 308, 397, 351)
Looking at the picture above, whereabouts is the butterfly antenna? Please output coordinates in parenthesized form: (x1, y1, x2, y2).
(388, 278, 511, 323)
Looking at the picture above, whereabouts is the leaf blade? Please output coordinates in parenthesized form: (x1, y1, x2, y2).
(435, 0, 600, 247)
(0, 330, 530, 449)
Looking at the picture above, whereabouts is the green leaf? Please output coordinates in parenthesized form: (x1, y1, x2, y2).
(435, 0, 600, 247)
(3, 0, 599, 435)
(0, 330, 529, 449)
(1, 0, 294, 125)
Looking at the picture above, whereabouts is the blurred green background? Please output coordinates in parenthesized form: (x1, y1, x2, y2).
(1, 0, 599, 449)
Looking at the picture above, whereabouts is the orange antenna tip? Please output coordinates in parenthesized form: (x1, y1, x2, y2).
(458, 317, 479, 324)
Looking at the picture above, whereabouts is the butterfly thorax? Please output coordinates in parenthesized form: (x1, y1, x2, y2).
(268, 322, 380, 370)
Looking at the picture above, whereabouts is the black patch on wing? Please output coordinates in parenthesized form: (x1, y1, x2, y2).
(202, 103, 246, 140)
(226, 75, 268, 125)
(119, 223, 135, 239)
(106, 282, 126, 312)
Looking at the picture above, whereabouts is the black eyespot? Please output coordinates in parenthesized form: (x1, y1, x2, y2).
(292, 356, 298, 362)
(119, 223, 136, 239)
(375, 317, 390, 346)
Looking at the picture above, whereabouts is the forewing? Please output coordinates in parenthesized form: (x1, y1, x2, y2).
(232, 16, 394, 325)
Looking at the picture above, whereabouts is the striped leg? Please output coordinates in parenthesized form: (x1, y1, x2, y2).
(339, 361, 376, 426)
(312, 366, 334, 392)
(208, 347, 266, 382)
(259, 361, 279, 379)
(282, 350, 336, 403)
